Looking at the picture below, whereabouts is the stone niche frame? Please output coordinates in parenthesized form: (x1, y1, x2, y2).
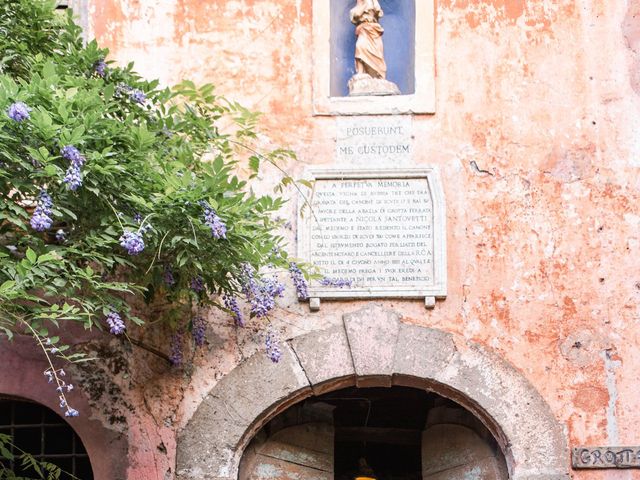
(298, 168, 447, 306)
(312, 0, 436, 115)
(176, 305, 570, 480)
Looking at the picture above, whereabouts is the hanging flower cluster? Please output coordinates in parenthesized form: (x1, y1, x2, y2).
(30, 190, 53, 232)
(6, 101, 31, 122)
(44, 367, 78, 417)
(190, 276, 204, 293)
(288, 263, 308, 300)
(129, 89, 146, 104)
(223, 294, 244, 326)
(61, 145, 86, 191)
(192, 316, 206, 347)
(106, 310, 125, 335)
(199, 200, 227, 239)
(163, 265, 175, 286)
(240, 264, 285, 318)
(94, 59, 107, 77)
(170, 331, 184, 366)
(119, 230, 145, 255)
(265, 328, 282, 363)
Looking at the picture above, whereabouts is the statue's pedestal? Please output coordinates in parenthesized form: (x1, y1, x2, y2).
(348, 73, 401, 96)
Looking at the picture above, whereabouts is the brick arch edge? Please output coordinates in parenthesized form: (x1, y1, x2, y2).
(176, 304, 569, 480)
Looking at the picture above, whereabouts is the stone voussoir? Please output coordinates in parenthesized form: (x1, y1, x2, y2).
(177, 343, 311, 479)
(343, 304, 401, 387)
(289, 323, 356, 395)
(431, 340, 569, 477)
(392, 322, 457, 381)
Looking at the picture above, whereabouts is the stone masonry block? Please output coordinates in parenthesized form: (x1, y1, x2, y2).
(431, 341, 568, 478)
(177, 344, 311, 479)
(421, 424, 500, 476)
(392, 323, 457, 382)
(289, 324, 355, 395)
(343, 304, 401, 387)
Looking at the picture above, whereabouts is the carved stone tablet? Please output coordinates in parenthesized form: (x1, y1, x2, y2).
(572, 447, 640, 469)
(336, 116, 412, 165)
(298, 168, 446, 300)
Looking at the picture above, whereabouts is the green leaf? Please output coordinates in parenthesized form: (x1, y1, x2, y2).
(0, 280, 16, 293)
(26, 248, 37, 263)
(104, 83, 115, 100)
(42, 60, 56, 79)
(0, 445, 14, 460)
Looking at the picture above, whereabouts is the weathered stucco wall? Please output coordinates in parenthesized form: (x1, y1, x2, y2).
(27, 0, 639, 478)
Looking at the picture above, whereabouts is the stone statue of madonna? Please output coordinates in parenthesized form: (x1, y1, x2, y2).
(348, 0, 400, 96)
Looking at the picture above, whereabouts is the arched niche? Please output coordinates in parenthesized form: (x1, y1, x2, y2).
(330, 0, 416, 97)
(176, 304, 570, 480)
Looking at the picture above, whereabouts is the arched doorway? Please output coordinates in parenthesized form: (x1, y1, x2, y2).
(176, 304, 569, 480)
(239, 385, 509, 480)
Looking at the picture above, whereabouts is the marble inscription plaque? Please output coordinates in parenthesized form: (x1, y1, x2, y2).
(299, 169, 446, 300)
(572, 447, 640, 469)
(336, 116, 412, 165)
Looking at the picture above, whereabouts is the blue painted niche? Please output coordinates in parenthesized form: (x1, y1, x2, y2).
(330, 0, 416, 97)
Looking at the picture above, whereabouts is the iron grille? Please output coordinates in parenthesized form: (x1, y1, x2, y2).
(0, 398, 93, 479)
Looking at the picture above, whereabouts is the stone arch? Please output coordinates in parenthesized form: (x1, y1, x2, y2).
(176, 304, 569, 480)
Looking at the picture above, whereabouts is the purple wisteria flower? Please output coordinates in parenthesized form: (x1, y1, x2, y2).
(192, 316, 206, 347)
(170, 331, 183, 366)
(106, 310, 125, 335)
(199, 201, 227, 239)
(320, 277, 353, 288)
(129, 89, 146, 104)
(240, 264, 284, 318)
(6, 101, 31, 122)
(289, 263, 308, 300)
(44, 368, 79, 418)
(163, 265, 175, 286)
(63, 164, 82, 190)
(223, 294, 244, 327)
(190, 276, 204, 293)
(30, 190, 53, 231)
(61, 145, 86, 191)
(61, 145, 85, 165)
(119, 230, 145, 255)
(94, 59, 107, 77)
(265, 329, 282, 363)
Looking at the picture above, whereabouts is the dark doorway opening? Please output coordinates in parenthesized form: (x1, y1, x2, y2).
(0, 397, 93, 479)
(325, 387, 427, 480)
(240, 385, 508, 480)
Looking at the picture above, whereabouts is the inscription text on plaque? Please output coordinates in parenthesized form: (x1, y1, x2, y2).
(298, 169, 446, 301)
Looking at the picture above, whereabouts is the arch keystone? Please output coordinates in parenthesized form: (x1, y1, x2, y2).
(343, 303, 401, 387)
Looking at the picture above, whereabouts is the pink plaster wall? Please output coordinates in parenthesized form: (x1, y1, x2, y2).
(8, 0, 639, 478)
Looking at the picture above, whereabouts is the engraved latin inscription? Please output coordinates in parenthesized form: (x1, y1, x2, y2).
(336, 116, 412, 165)
(310, 177, 434, 288)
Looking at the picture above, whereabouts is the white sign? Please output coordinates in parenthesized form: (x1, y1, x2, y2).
(298, 169, 446, 300)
